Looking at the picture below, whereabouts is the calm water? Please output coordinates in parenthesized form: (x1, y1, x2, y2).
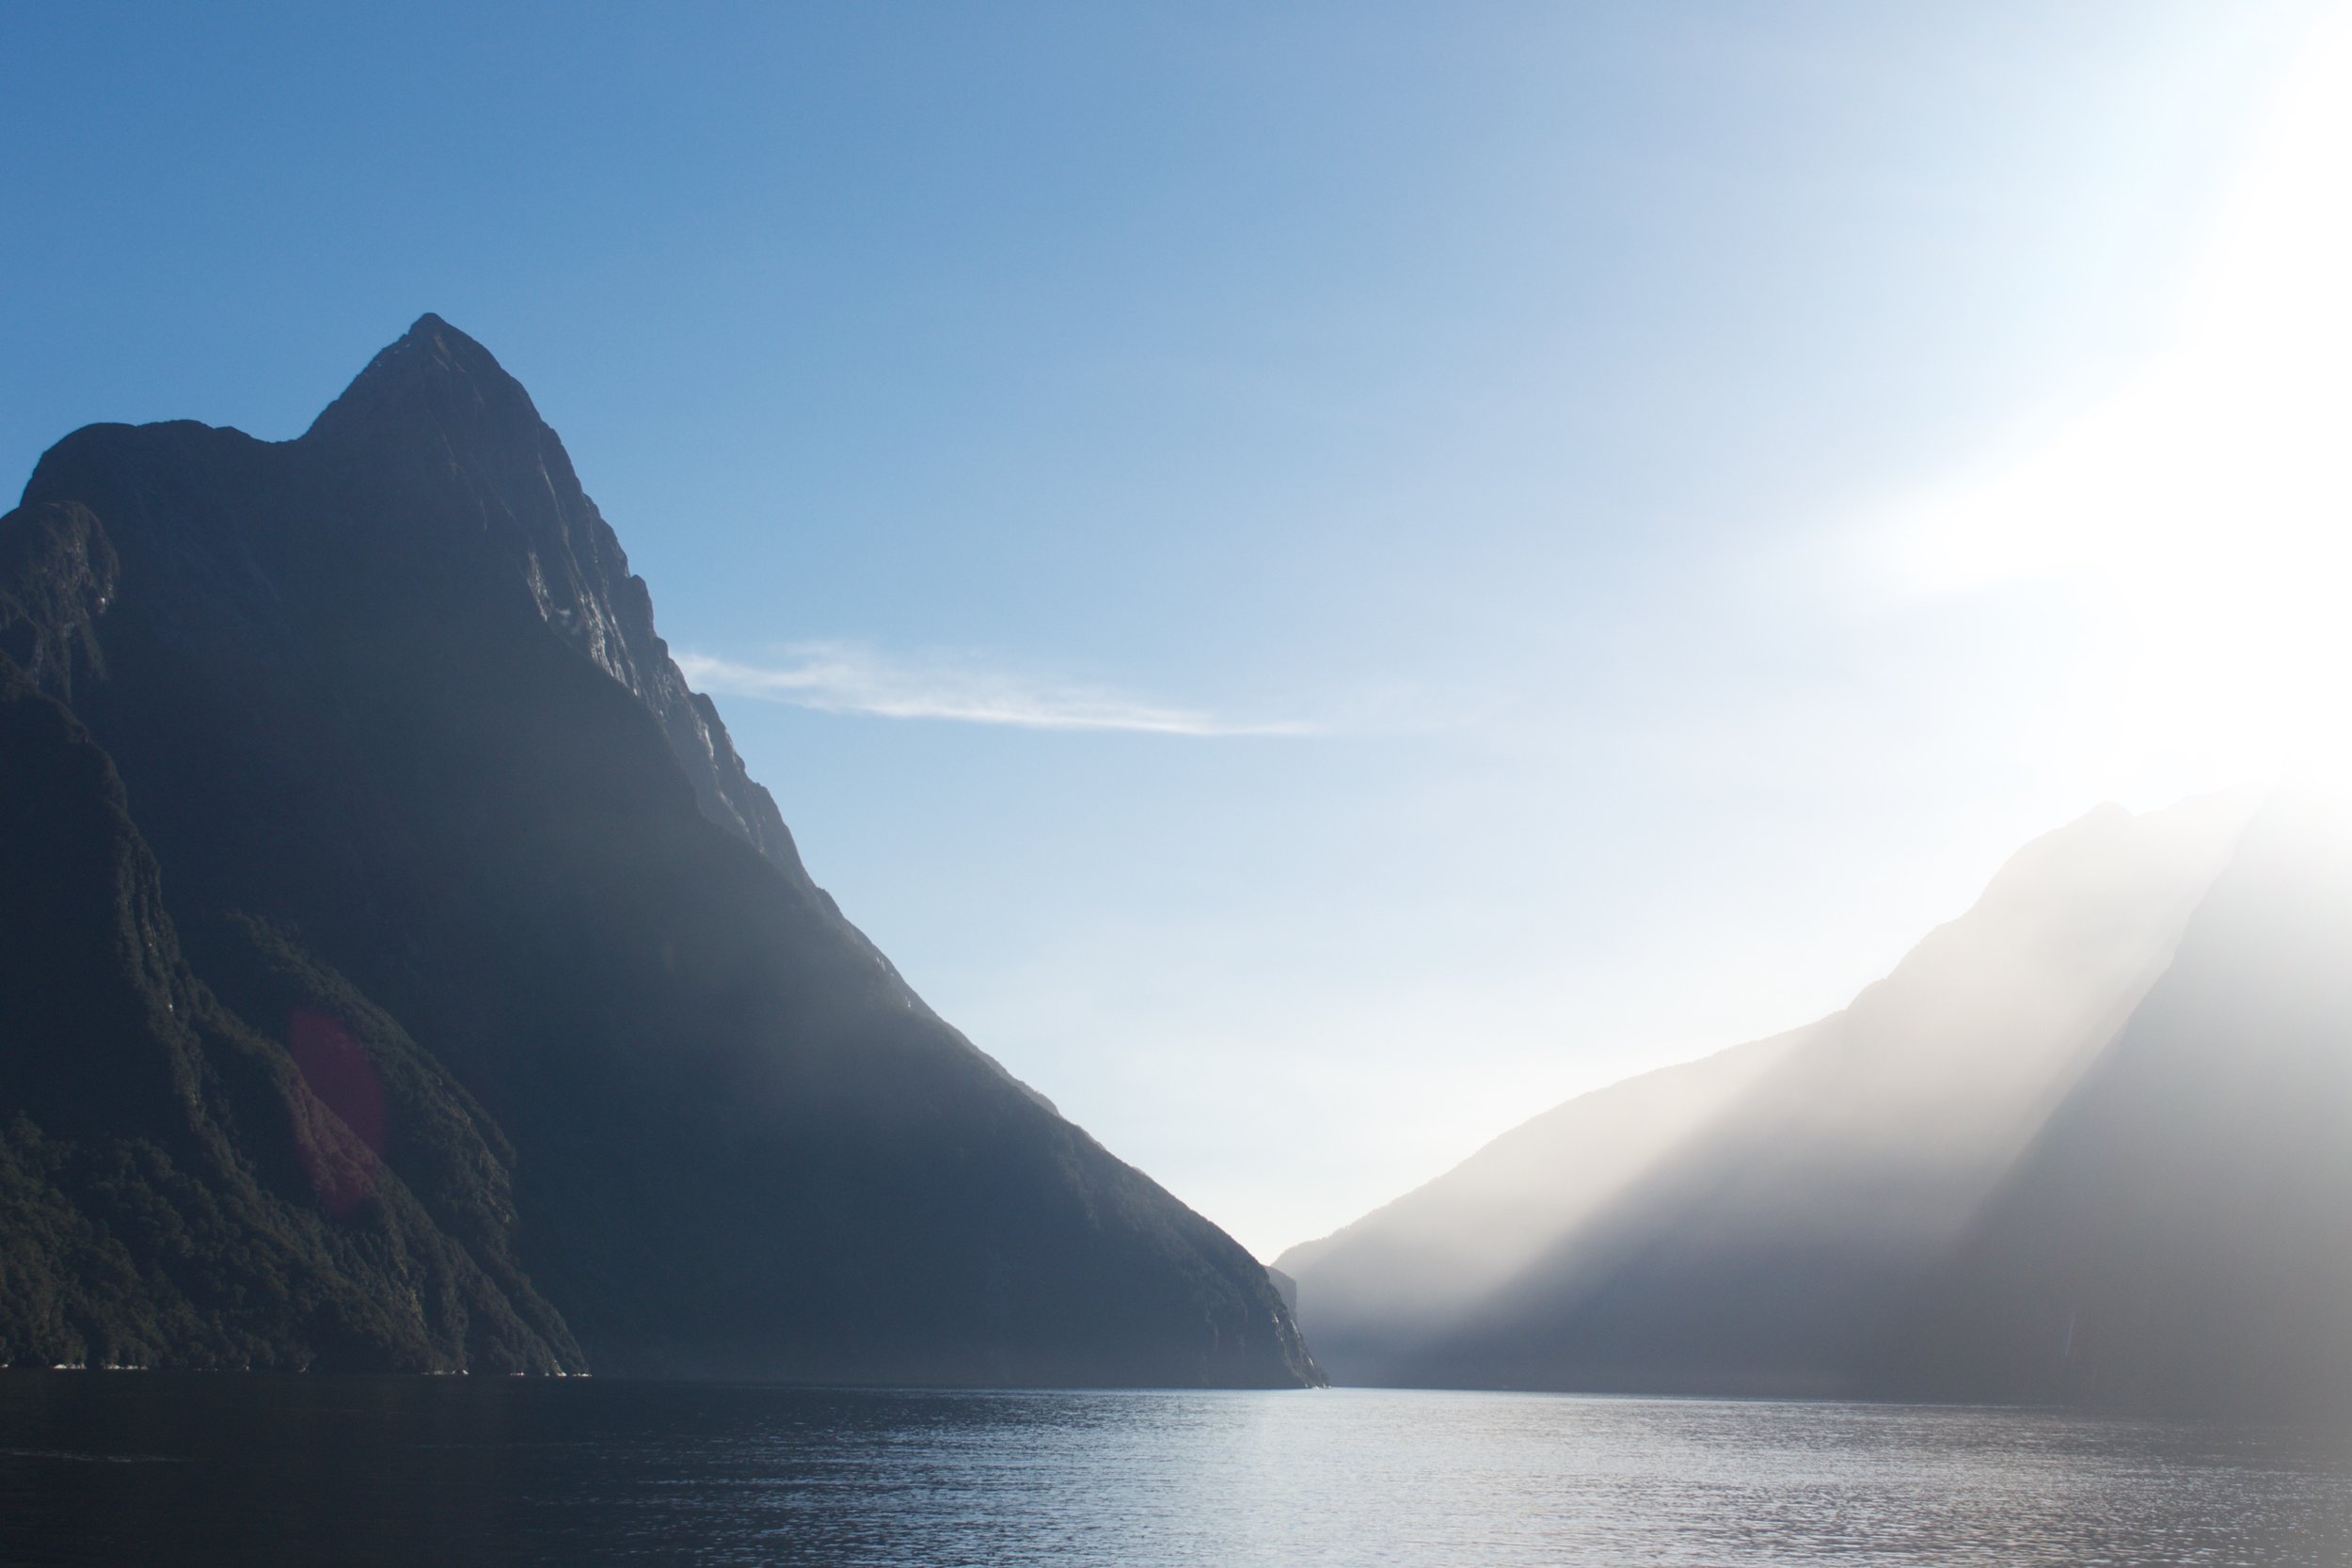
(3, 1377, 2350, 1566)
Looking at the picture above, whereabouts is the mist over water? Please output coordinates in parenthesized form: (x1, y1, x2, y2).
(7, 1377, 2352, 1566)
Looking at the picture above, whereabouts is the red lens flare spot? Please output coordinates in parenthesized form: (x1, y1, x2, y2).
(288, 1008, 387, 1215)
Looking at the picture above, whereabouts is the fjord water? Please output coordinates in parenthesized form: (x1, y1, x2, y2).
(4, 1379, 2349, 1566)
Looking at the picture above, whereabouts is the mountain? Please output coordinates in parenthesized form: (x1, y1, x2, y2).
(1278, 793, 2254, 1396)
(0, 315, 1318, 1386)
(1886, 784, 2352, 1416)
(0, 645, 580, 1372)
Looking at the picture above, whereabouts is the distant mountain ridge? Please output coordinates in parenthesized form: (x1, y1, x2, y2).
(1279, 790, 2319, 1409)
(0, 314, 1317, 1386)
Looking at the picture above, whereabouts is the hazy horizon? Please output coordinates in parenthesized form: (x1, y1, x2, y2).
(7, 1, 2347, 1261)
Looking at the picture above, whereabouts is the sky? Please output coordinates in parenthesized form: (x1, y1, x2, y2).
(3, 2, 2344, 1259)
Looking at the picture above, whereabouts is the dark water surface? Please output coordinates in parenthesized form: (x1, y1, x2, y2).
(3, 1377, 2350, 1566)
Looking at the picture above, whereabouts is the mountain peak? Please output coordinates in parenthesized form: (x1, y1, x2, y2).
(304, 312, 535, 448)
(389, 311, 493, 373)
(285, 314, 823, 881)
(0, 315, 1323, 1388)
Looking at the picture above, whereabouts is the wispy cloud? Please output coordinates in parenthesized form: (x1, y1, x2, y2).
(676, 642, 1314, 737)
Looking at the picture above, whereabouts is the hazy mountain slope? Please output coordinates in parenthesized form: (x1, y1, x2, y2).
(1886, 785, 2352, 1415)
(0, 315, 1313, 1386)
(1274, 1029, 1802, 1386)
(1279, 794, 2251, 1390)
(0, 649, 580, 1372)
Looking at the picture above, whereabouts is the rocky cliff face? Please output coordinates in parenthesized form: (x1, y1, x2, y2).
(0, 316, 1318, 1386)
(303, 318, 802, 875)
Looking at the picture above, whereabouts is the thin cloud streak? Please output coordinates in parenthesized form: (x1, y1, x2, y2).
(678, 643, 1316, 736)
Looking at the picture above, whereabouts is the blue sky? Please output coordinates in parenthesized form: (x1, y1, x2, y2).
(4, 2, 2338, 1258)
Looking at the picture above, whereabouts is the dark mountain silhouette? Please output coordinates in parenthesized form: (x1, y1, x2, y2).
(0, 644, 580, 1372)
(1279, 793, 2260, 1401)
(0, 315, 1317, 1386)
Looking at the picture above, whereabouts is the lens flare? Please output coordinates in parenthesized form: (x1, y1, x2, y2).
(288, 1007, 386, 1215)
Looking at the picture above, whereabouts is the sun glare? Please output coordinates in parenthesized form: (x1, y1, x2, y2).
(1882, 3, 2352, 794)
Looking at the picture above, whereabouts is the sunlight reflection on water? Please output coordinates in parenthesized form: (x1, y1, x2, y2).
(4, 1379, 2349, 1566)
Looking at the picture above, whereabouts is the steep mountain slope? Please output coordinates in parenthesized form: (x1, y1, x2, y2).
(1888, 785, 2352, 1415)
(0, 648, 580, 1372)
(0, 315, 1316, 1386)
(1279, 794, 2251, 1391)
